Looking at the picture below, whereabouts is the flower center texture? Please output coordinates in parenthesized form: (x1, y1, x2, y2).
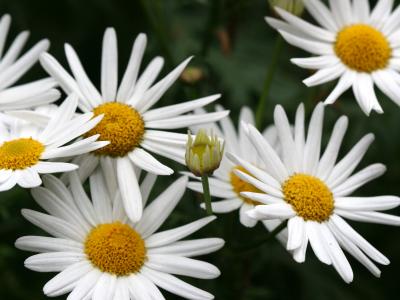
(334, 24, 391, 73)
(282, 173, 334, 222)
(84, 102, 145, 157)
(0, 138, 44, 170)
(84, 222, 147, 276)
(230, 166, 263, 206)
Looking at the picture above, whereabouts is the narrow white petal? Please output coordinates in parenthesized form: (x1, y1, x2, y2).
(117, 33, 147, 101)
(92, 273, 117, 300)
(335, 196, 400, 211)
(15, 236, 82, 253)
(370, 0, 394, 28)
(353, 0, 370, 23)
(291, 55, 339, 70)
(101, 28, 118, 101)
(117, 157, 142, 222)
(333, 163, 386, 197)
(306, 221, 331, 265)
(67, 268, 102, 300)
(317, 116, 348, 180)
(129, 148, 173, 175)
(147, 255, 220, 279)
(148, 238, 224, 257)
(324, 70, 356, 105)
(239, 203, 258, 227)
(16, 168, 42, 188)
(24, 252, 85, 272)
(145, 216, 216, 248)
(328, 0, 353, 27)
(43, 261, 92, 297)
(33, 162, 78, 174)
(90, 168, 113, 223)
(335, 210, 400, 226)
(303, 0, 338, 31)
(303, 103, 324, 174)
(136, 176, 187, 238)
(287, 216, 304, 250)
(141, 267, 214, 300)
(277, 30, 333, 55)
(201, 198, 242, 213)
(247, 203, 295, 220)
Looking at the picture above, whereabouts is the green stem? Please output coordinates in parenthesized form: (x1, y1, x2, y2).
(255, 36, 284, 129)
(234, 219, 288, 253)
(201, 175, 213, 215)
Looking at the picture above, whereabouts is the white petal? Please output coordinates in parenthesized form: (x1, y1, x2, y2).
(303, 103, 324, 174)
(239, 203, 258, 228)
(372, 69, 400, 106)
(247, 203, 295, 220)
(353, 0, 370, 23)
(24, 252, 85, 272)
(306, 221, 331, 265)
(328, 0, 353, 27)
(140, 172, 157, 206)
(274, 6, 335, 42)
(15, 236, 82, 253)
(136, 176, 187, 238)
(117, 157, 142, 222)
(145, 216, 216, 248)
(287, 216, 304, 250)
(370, 0, 394, 29)
(16, 168, 42, 188)
(330, 215, 389, 265)
(326, 133, 374, 189)
(201, 198, 242, 213)
(316, 116, 348, 180)
(335, 210, 400, 226)
(333, 163, 386, 197)
(187, 181, 236, 198)
(277, 30, 333, 55)
(303, 0, 338, 31)
(143, 94, 221, 121)
(67, 269, 102, 300)
(324, 70, 356, 105)
(90, 168, 113, 223)
(129, 148, 173, 175)
(147, 255, 220, 279)
(117, 33, 147, 101)
(43, 261, 92, 297)
(335, 196, 400, 211)
(21, 209, 85, 242)
(291, 55, 339, 70)
(148, 238, 224, 257)
(145, 110, 229, 129)
(33, 162, 78, 174)
(141, 267, 214, 300)
(92, 273, 117, 300)
(101, 28, 118, 101)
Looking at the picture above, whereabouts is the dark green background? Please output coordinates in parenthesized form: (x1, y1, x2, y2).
(1, 0, 399, 299)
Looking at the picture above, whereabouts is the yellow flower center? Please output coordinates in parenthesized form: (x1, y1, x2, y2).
(282, 174, 334, 222)
(230, 166, 262, 206)
(84, 222, 147, 276)
(84, 102, 145, 157)
(335, 24, 391, 73)
(0, 138, 44, 170)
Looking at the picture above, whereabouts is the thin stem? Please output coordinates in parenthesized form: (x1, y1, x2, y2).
(201, 175, 213, 215)
(255, 36, 284, 129)
(233, 219, 288, 253)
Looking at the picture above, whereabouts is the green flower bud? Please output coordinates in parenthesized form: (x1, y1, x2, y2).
(185, 129, 224, 177)
(269, 0, 304, 16)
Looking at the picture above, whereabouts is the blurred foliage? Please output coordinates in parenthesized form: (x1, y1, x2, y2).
(0, 0, 400, 299)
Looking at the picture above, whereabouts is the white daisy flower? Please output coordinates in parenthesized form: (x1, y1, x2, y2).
(16, 172, 224, 299)
(229, 103, 400, 282)
(266, 0, 400, 115)
(0, 94, 107, 191)
(187, 106, 287, 233)
(0, 14, 59, 111)
(39, 28, 228, 222)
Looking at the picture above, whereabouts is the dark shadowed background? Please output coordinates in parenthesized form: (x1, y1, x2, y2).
(0, 0, 399, 299)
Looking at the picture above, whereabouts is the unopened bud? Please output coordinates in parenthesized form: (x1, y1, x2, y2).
(269, 0, 304, 16)
(185, 129, 224, 177)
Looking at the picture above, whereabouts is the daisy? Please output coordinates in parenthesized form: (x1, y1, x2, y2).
(266, 0, 400, 115)
(0, 14, 59, 111)
(229, 103, 400, 282)
(187, 106, 286, 233)
(16, 172, 224, 299)
(39, 28, 228, 222)
(0, 94, 107, 191)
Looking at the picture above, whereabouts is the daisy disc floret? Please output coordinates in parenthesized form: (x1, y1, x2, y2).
(266, 0, 400, 115)
(0, 94, 107, 191)
(40, 28, 228, 222)
(16, 172, 224, 299)
(229, 103, 400, 283)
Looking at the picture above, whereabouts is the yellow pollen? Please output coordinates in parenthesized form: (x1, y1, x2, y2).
(84, 222, 147, 276)
(230, 166, 263, 206)
(84, 102, 145, 157)
(0, 138, 44, 170)
(282, 174, 334, 222)
(335, 24, 391, 73)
